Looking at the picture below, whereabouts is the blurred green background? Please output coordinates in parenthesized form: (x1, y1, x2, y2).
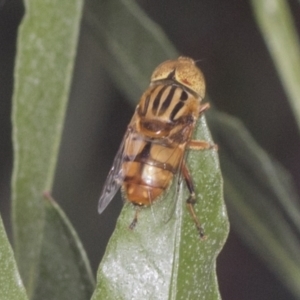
(1, 0, 300, 299)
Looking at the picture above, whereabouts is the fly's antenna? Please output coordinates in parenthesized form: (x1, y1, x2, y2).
(194, 58, 206, 65)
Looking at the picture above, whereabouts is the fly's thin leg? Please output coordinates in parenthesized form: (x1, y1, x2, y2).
(199, 102, 210, 114)
(191, 102, 217, 150)
(181, 162, 206, 239)
(129, 205, 141, 230)
(188, 140, 217, 151)
(185, 137, 217, 238)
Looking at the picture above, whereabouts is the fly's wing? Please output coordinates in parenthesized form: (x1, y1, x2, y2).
(98, 125, 141, 213)
(98, 132, 128, 214)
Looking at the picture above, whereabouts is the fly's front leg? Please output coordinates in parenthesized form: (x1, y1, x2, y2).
(181, 162, 206, 239)
(190, 102, 218, 150)
(188, 140, 217, 151)
(199, 102, 210, 114)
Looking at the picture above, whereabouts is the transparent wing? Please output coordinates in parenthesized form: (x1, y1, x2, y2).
(98, 131, 129, 214)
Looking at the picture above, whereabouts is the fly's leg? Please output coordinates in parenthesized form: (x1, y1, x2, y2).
(179, 103, 215, 238)
(199, 102, 210, 114)
(188, 140, 217, 151)
(190, 102, 218, 150)
(185, 138, 218, 238)
(129, 205, 141, 230)
(182, 162, 206, 239)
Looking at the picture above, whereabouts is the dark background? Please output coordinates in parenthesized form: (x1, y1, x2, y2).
(1, 0, 300, 299)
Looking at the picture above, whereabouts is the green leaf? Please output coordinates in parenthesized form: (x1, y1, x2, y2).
(207, 110, 300, 298)
(32, 196, 94, 300)
(85, 1, 228, 298)
(92, 116, 229, 300)
(251, 0, 300, 131)
(0, 215, 28, 300)
(11, 0, 91, 298)
(84, 0, 300, 298)
(83, 0, 178, 103)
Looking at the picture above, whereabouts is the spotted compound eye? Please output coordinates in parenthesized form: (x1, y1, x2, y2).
(150, 56, 206, 99)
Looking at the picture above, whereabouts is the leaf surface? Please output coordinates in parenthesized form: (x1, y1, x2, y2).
(92, 116, 228, 300)
(33, 197, 94, 300)
(0, 216, 28, 300)
(11, 0, 94, 298)
(84, 0, 300, 298)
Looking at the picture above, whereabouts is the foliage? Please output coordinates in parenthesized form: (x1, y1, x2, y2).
(1, 0, 300, 299)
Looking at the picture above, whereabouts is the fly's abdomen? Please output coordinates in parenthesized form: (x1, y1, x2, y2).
(123, 162, 173, 206)
(122, 141, 184, 206)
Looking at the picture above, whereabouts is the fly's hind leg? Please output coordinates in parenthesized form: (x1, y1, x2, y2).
(184, 138, 217, 238)
(182, 162, 206, 239)
(129, 205, 141, 230)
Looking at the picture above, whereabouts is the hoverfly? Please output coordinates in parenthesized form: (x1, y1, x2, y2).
(98, 57, 214, 238)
